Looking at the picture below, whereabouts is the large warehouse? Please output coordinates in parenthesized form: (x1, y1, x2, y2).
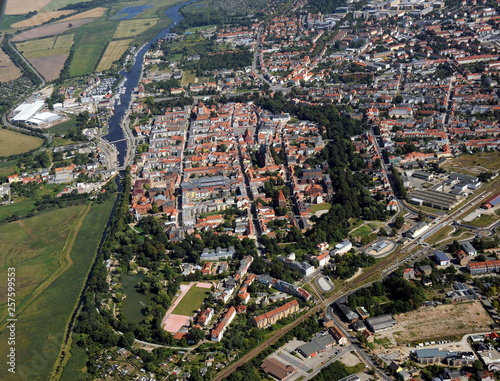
(366, 314, 397, 332)
(409, 189, 461, 210)
(12, 101, 45, 122)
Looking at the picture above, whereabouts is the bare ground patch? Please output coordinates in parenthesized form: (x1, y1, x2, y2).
(391, 301, 493, 345)
(6, 0, 52, 15)
(11, 11, 75, 28)
(29, 54, 68, 81)
(13, 18, 94, 42)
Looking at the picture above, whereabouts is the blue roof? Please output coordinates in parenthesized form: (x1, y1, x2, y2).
(490, 195, 500, 207)
(434, 251, 449, 262)
(415, 349, 457, 358)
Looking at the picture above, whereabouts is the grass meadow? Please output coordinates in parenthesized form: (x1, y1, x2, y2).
(0, 198, 114, 381)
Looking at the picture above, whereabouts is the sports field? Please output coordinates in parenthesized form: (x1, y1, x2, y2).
(96, 38, 133, 72)
(172, 282, 211, 316)
(0, 198, 115, 381)
(0, 129, 43, 156)
(113, 18, 158, 39)
(162, 282, 212, 333)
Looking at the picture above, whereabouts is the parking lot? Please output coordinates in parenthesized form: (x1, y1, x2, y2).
(265, 338, 355, 381)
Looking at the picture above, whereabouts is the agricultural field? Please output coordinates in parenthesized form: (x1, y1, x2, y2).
(0, 198, 115, 381)
(17, 35, 74, 81)
(69, 19, 119, 76)
(17, 34, 74, 59)
(5, 0, 52, 15)
(0, 47, 22, 82)
(96, 38, 133, 72)
(12, 18, 94, 42)
(10, 10, 75, 28)
(62, 7, 108, 21)
(392, 301, 493, 345)
(0, 129, 43, 156)
(113, 18, 158, 39)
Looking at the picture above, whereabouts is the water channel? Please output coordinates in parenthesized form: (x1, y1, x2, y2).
(104, 0, 196, 167)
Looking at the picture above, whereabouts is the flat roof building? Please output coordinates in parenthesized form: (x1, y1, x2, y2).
(366, 314, 397, 332)
(409, 189, 461, 210)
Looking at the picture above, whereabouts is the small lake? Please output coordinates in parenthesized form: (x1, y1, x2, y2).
(121, 274, 152, 324)
(113, 5, 154, 20)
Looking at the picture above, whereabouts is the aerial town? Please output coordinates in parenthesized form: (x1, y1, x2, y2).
(1, 0, 500, 380)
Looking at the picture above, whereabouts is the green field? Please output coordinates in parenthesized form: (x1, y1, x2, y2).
(69, 19, 118, 76)
(311, 203, 332, 213)
(468, 213, 500, 228)
(0, 159, 19, 177)
(351, 224, 373, 238)
(48, 116, 78, 135)
(59, 342, 90, 381)
(0, 200, 36, 221)
(0, 129, 44, 157)
(0, 198, 115, 381)
(172, 285, 211, 316)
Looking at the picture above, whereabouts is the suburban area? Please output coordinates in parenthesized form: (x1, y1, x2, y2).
(1, 0, 500, 380)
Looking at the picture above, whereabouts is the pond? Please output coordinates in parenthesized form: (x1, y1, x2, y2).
(120, 274, 152, 324)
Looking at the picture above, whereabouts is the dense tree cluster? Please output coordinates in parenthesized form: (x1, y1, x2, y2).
(348, 266, 428, 316)
(183, 50, 252, 72)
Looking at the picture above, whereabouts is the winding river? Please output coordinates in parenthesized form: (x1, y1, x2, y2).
(104, 0, 195, 166)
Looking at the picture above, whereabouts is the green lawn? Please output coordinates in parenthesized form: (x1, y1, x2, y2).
(172, 285, 211, 316)
(424, 225, 454, 245)
(48, 116, 78, 135)
(0, 197, 115, 381)
(351, 224, 373, 238)
(311, 203, 332, 213)
(468, 213, 499, 228)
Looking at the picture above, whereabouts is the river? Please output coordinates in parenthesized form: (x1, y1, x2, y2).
(104, 0, 195, 167)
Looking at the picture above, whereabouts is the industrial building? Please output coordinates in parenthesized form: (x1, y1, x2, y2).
(366, 314, 397, 332)
(296, 332, 336, 358)
(409, 189, 461, 210)
(12, 101, 45, 122)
